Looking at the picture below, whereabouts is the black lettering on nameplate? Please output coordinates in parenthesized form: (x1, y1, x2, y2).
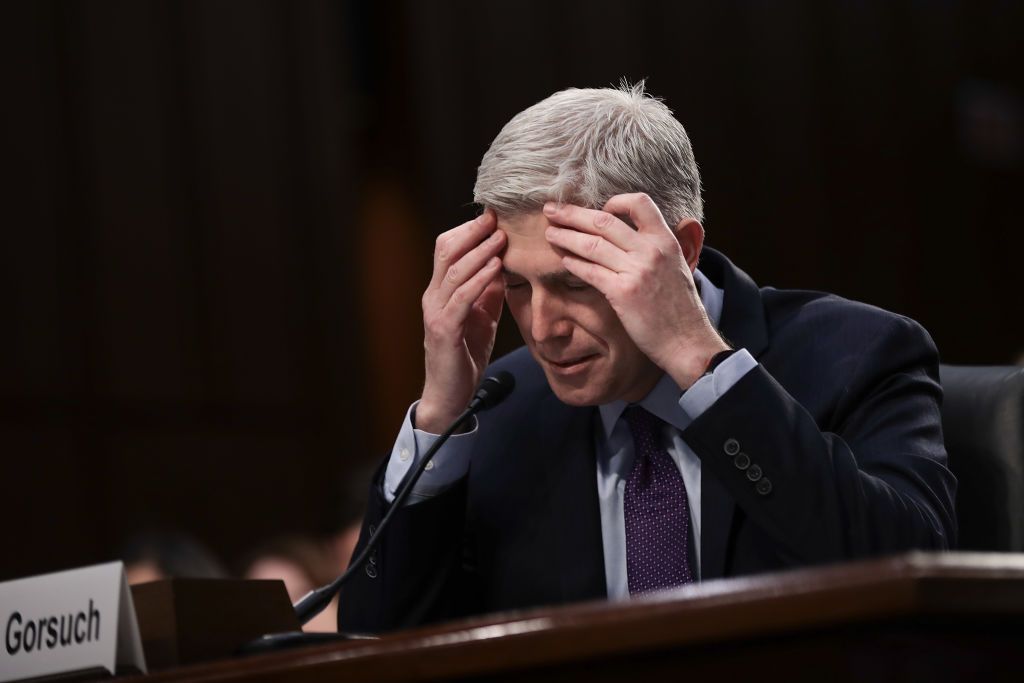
(5, 611, 23, 655)
(2, 599, 101, 657)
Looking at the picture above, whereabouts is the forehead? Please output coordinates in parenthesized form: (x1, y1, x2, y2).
(497, 212, 563, 273)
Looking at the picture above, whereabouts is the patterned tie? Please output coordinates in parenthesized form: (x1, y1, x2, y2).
(623, 406, 694, 594)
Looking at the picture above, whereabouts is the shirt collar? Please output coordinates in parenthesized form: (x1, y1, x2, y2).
(597, 268, 725, 439)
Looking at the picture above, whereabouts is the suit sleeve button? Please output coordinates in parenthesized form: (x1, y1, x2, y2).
(746, 464, 763, 482)
(365, 563, 378, 578)
(733, 452, 750, 470)
(756, 478, 773, 496)
(724, 438, 741, 456)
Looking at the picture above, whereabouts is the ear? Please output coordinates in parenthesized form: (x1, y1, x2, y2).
(673, 218, 704, 273)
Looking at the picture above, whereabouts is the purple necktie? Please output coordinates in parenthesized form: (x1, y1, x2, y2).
(623, 406, 694, 594)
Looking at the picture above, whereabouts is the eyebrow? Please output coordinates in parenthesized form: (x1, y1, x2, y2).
(502, 267, 586, 287)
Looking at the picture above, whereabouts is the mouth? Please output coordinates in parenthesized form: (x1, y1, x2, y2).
(545, 353, 599, 375)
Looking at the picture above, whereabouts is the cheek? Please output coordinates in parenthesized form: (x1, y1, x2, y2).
(574, 299, 623, 349)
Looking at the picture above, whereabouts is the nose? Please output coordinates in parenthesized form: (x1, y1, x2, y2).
(530, 289, 572, 344)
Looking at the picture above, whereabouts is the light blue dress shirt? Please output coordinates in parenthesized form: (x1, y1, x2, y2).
(383, 269, 757, 599)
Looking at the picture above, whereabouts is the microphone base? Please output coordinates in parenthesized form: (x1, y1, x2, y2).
(237, 630, 378, 657)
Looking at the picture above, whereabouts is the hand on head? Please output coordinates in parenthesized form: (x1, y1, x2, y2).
(543, 193, 730, 390)
(418, 209, 506, 433)
(417, 194, 730, 425)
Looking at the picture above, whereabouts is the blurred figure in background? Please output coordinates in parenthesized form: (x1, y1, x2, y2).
(242, 463, 374, 632)
(243, 536, 339, 633)
(120, 531, 228, 585)
(329, 462, 375, 572)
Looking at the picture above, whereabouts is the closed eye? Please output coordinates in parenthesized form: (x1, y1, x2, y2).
(502, 268, 590, 292)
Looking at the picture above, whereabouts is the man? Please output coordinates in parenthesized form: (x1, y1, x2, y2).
(338, 84, 956, 632)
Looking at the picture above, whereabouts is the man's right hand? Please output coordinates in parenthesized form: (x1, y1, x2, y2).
(417, 209, 506, 434)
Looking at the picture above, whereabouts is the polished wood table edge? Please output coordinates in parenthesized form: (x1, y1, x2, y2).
(129, 551, 1024, 682)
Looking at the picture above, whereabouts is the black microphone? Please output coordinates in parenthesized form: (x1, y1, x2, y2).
(244, 370, 516, 651)
(468, 371, 516, 411)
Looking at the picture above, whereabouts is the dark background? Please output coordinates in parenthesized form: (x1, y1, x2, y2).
(1, 0, 1021, 582)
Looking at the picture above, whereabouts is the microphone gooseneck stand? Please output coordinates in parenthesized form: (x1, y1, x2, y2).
(239, 372, 516, 655)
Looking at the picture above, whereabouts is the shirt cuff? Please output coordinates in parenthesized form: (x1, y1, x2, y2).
(383, 401, 479, 504)
(678, 348, 757, 418)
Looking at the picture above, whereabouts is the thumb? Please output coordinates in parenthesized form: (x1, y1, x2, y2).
(476, 276, 505, 323)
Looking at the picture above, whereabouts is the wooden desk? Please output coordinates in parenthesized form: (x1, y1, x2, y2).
(129, 552, 1024, 682)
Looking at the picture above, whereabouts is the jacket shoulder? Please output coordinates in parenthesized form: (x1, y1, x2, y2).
(760, 287, 937, 356)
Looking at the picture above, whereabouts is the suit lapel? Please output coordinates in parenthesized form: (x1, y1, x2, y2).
(696, 247, 768, 580)
(538, 397, 608, 601)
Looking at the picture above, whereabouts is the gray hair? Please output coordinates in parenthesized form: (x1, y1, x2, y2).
(473, 81, 703, 226)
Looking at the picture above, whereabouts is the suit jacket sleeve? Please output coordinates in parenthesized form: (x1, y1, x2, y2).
(337, 464, 477, 633)
(683, 314, 956, 564)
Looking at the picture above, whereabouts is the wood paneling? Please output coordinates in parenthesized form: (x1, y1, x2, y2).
(0, 0, 371, 580)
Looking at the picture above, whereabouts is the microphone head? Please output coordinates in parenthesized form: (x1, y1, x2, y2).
(471, 371, 516, 411)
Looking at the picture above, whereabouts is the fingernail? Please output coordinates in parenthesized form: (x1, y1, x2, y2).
(543, 202, 557, 215)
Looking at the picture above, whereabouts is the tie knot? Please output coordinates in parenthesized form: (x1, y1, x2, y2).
(622, 406, 662, 444)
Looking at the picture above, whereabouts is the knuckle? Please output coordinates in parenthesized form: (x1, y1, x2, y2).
(435, 234, 450, 260)
(649, 244, 668, 265)
(585, 236, 602, 255)
(593, 211, 613, 229)
(430, 312, 460, 338)
(445, 264, 460, 283)
(424, 317, 442, 339)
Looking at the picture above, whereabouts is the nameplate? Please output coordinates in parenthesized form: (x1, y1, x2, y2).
(0, 562, 146, 682)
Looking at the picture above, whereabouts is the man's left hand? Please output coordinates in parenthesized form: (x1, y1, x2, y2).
(543, 193, 730, 390)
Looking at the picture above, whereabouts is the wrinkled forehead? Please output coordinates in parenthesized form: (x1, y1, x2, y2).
(496, 211, 548, 241)
(496, 212, 565, 274)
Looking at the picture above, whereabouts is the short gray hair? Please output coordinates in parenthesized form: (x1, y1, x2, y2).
(474, 81, 703, 226)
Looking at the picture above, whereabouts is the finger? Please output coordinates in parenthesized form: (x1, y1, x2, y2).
(430, 209, 497, 288)
(465, 276, 505, 363)
(475, 274, 505, 323)
(542, 202, 641, 252)
(432, 227, 506, 304)
(441, 255, 503, 321)
(545, 225, 631, 273)
(601, 193, 673, 237)
(561, 254, 618, 295)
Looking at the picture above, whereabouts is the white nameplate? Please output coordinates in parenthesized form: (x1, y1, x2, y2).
(0, 562, 146, 682)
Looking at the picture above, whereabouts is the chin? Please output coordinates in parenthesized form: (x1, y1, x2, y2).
(551, 389, 598, 406)
(545, 374, 613, 407)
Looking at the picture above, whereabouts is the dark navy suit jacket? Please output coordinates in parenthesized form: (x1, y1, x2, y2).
(338, 247, 957, 632)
